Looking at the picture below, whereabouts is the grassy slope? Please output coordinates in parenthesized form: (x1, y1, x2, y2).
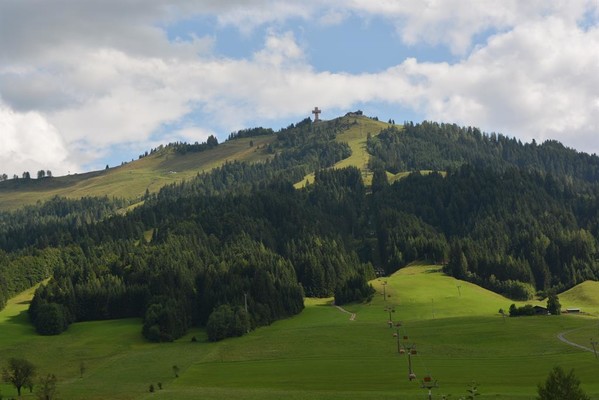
(560, 281, 599, 315)
(1, 265, 598, 399)
(294, 116, 392, 188)
(0, 136, 275, 212)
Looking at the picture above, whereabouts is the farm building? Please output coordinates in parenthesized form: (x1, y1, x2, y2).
(533, 305, 548, 315)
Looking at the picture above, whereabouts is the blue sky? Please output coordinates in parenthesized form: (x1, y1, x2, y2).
(1, 1, 599, 177)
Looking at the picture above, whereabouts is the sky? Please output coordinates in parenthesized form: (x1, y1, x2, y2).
(1, 1, 599, 177)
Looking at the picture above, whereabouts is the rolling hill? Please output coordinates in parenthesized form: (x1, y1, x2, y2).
(1, 264, 597, 400)
(559, 281, 599, 315)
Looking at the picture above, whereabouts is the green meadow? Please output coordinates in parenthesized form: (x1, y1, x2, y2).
(1, 264, 598, 399)
(0, 135, 275, 212)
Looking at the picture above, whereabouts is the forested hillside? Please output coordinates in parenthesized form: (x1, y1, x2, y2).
(2, 117, 599, 342)
(368, 121, 599, 182)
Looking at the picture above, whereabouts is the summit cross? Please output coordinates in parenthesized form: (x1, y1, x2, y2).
(312, 107, 321, 122)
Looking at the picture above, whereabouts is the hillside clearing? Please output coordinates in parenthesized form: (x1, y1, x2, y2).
(294, 116, 391, 188)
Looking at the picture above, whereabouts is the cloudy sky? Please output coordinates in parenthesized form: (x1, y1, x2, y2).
(1, 1, 599, 177)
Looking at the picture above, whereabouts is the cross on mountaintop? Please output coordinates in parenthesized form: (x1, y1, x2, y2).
(312, 107, 321, 122)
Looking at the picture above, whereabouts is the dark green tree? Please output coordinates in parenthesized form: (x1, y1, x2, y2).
(206, 304, 251, 342)
(537, 366, 589, 400)
(2, 357, 36, 396)
(206, 135, 218, 147)
(32, 302, 68, 335)
(334, 275, 375, 305)
(142, 299, 189, 342)
(447, 240, 468, 280)
(546, 291, 561, 315)
(371, 167, 389, 194)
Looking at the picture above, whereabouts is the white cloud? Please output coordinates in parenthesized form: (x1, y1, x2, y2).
(346, 0, 596, 54)
(406, 17, 599, 152)
(0, 103, 77, 177)
(1, 0, 599, 177)
(254, 30, 305, 67)
(171, 127, 215, 143)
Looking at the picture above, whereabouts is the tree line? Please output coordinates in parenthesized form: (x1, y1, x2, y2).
(0, 170, 53, 182)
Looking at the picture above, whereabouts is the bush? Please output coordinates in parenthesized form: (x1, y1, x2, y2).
(485, 277, 535, 300)
(502, 280, 536, 300)
(509, 303, 536, 317)
(142, 298, 189, 342)
(206, 305, 250, 342)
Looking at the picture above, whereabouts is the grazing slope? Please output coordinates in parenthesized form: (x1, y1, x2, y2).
(0, 135, 276, 211)
(1, 264, 597, 400)
(560, 281, 599, 315)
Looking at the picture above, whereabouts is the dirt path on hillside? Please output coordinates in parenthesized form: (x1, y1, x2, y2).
(557, 327, 594, 353)
(333, 304, 356, 321)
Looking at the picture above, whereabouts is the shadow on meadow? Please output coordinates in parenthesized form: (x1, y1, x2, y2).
(5, 309, 32, 326)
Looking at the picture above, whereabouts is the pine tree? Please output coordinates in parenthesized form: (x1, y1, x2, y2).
(537, 366, 589, 400)
(546, 291, 561, 315)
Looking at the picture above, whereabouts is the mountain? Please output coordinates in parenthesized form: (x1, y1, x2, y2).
(1, 113, 599, 343)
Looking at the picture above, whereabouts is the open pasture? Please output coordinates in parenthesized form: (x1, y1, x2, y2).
(1, 265, 598, 399)
(0, 135, 275, 212)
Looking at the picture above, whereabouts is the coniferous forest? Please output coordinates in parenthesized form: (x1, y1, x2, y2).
(2, 117, 599, 342)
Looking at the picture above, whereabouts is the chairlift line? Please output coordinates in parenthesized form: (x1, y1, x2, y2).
(391, 318, 440, 397)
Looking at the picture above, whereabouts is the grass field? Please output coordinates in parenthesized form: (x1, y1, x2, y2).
(0, 135, 276, 212)
(1, 265, 598, 399)
(560, 280, 599, 315)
